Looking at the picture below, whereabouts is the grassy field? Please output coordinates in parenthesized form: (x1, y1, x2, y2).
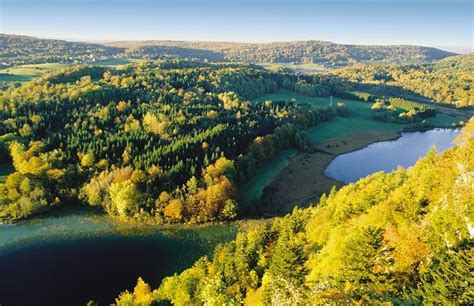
(253, 90, 466, 144)
(305, 117, 401, 144)
(254, 90, 405, 144)
(425, 113, 467, 127)
(93, 58, 143, 67)
(0, 59, 142, 83)
(0, 63, 67, 83)
(0, 162, 14, 183)
(257, 62, 328, 74)
(239, 149, 297, 210)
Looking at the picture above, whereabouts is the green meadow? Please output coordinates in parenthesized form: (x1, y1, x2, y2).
(239, 148, 297, 209)
(0, 59, 142, 83)
(0, 63, 67, 83)
(253, 89, 465, 144)
(253, 90, 404, 143)
(93, 58, 143, 67)
(257, 62, 328, 73)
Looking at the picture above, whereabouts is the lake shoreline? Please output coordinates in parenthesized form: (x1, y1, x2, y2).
(262, 130, 402, 212)
(263, 126, 463, 211)
(324, 127, 461, 184)
(0, 208, 240, 305)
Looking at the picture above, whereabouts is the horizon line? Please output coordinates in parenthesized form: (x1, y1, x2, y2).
(2, 32, 472, 54)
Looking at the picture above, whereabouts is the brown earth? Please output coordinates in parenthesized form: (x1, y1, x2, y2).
(262, 130, 401, 213)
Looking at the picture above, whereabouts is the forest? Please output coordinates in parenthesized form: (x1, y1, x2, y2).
(0, 34, 122, 65)
(108, 40, 455, 66)
(1, 54, 471, 224)
(333, 54, 473, 107)
(114, 118, 473, 305)
(1, 34, 456, 67)
(0, 60, 337, 223)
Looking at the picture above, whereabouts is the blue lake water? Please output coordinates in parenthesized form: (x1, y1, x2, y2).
(0, 209, 236, 305)
(324, 128, 460, 183)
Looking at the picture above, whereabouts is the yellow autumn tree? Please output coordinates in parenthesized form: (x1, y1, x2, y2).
(10, 141, 51, 175)
(133, 277, 153, 305)
(143, 112, 169, 136)
(109, 180, 142, 217)
(80, 152, 95, 168)
(164, 198, 184, 222)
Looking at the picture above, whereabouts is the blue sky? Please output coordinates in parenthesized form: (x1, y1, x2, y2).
(1, 0, 472, 50)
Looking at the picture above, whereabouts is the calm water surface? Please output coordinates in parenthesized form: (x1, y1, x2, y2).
(324, 128, 460, 183)
(0, 209, 236, 305)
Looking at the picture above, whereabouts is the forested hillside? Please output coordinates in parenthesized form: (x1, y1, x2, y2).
(334, 54, 474, 107)
(108, 40, 455, 66)
(0, 60, 339, 223)
(0, 34, 122, 65)
(115, 119, 473, 305)
(0, 34, 456, 66)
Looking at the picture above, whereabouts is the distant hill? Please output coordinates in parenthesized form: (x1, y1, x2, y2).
(0, 33, 456, 66)
(106, 40, 456, 65)
(0, 34, 123, 65)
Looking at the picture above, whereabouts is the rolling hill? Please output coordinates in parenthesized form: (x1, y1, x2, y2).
(1, 33, 456, 67)
(107, 39, 456, 65)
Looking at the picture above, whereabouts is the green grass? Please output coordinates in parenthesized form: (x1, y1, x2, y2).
(0, 162, 14, 183)
(239, 149, 297, 209)
(0, 59, 141, 83)
(253, 90, 405, 144)
(258, 63, 328, 73)
(93, 58, 143, 67)
(0, 73, 33, 82)
(425, 113, 466, 127)
(18, 63, 68, 69)
(305, 117, 403, 144)
(0, 63, 67, 83)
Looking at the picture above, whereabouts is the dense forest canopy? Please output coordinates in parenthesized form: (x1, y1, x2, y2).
(0, 55, 471, 223)
(0, 34, 456, 66)
(0, 60, 339, 223)
(334, 54, 474, 107)
(115, 119, 474, 305)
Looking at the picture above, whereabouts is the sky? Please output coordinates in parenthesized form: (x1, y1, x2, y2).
(1, 0, 472, 51)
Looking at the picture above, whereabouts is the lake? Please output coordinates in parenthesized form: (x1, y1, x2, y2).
(0, 209, 236, 305)
(324, 128, 460, 183)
